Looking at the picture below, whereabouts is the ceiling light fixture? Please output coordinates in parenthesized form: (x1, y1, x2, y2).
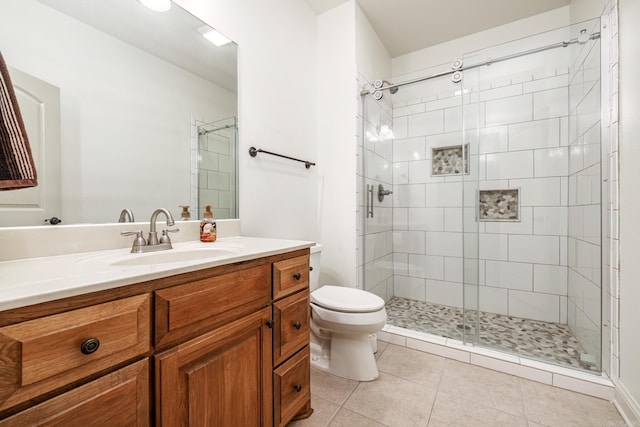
(138, 0, 171, 12)
(198, 26, 231, 47)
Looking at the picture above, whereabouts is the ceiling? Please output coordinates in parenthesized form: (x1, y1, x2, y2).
(305, 0, 571, 57)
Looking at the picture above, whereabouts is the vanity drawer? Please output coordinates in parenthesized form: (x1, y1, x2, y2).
(155, 264, 271, 348)
(273, 346, 310, 427)
(0, 293, 151, 413)
(273, 291, 310, 366)
(273, 255, 309, 300)
(0, 358, 150, 427)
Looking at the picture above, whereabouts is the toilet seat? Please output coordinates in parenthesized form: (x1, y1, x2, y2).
(311, 285, 385, 313)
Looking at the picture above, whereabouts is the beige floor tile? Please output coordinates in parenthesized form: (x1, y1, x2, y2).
(310, 368, 359, 405)
(376, 344, 445, 388)
(428, 390, 528, 427)
(329, 408, 388, 426)
(438, 359, 525, 418)
(288, 395, 340, 427)
(521, 379, 625, 427)
(343, 372, 436, 426)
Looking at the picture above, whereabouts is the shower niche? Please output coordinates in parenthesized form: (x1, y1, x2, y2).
(431, 144, 470, 176)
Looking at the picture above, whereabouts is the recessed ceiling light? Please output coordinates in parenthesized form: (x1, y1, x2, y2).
(198, 26, 232, 47)
(138, 0, 171, 12)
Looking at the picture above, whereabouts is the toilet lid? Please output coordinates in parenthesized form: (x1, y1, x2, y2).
(311, 285, 385, 313)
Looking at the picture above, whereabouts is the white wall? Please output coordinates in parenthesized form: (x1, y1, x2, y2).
(176, 0, 318, 242)
(392, 7, 570, 78)
(1, 0, 236, 224)
(316, 2, 358, 286)
(618, 0, 640, 417)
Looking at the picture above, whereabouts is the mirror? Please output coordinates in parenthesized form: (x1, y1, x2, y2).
(0, 0, 238, 226)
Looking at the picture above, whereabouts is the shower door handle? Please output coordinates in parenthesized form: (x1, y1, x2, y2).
(366, 184, 374, 218)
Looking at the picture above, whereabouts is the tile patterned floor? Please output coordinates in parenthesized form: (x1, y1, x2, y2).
(384, 297, 599, 372)
(288, 342, 625, 427)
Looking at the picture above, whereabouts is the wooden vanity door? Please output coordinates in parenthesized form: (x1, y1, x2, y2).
(155, 307, 273, 427)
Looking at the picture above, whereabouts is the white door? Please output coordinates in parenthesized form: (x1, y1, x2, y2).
(0, 67, 60, 226)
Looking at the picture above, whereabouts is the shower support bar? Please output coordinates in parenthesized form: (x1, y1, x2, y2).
(249, 146, 316, 169)
(360, 30, 601, 96)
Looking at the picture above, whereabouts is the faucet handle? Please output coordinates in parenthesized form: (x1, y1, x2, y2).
(121, 230, 147, 252)
(159, 228, 179, 244)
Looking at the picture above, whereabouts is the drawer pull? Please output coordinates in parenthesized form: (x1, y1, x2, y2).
(293, 273, 302, 280)
(293, 383, 302, 393)
(293, 322, 302, 330)
(80, 338, 100, 355)
(266, 320, 275, 329)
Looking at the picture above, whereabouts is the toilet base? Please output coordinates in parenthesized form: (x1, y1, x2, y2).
(310, 330, 379, 382)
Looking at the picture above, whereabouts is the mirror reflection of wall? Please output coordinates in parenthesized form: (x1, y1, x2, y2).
(0, 0, 238, 226)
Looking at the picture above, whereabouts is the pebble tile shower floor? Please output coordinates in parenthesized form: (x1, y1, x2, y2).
(385, 297, 598, 372)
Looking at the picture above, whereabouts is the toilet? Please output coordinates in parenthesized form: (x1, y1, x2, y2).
(309, 244, 387, 381)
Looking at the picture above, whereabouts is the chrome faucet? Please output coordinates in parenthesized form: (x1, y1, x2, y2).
(121, 208, 179, 253)
(118, 208, 135, 223)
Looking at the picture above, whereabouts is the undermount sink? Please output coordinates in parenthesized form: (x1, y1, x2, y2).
(109, 248, 238, 266)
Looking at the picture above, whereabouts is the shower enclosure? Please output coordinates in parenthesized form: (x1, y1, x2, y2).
(361, 19, 604, 373)
(195, 116, 238, 219)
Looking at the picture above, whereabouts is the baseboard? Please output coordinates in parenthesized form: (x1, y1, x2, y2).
(614, 380, 640, 426)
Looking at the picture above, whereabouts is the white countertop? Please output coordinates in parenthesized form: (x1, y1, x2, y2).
(0, 236, 314, 311)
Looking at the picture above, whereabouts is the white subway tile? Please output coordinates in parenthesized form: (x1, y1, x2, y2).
(509, 235, 560, 264)
(444, 207, 463, 232)
(523, 74, 569, 93)
(408, 254, 445, 280)
(534, 147, 569, 177)
(479, 233, 509, 261)
(444, 106, 462, 132)
(484, 207, 533, 235)
(393, 275, 426, 300)
(478, 286, 509, 315)
(509, 118, 560, 151)
(534, 206, 568, 235)
(408, 110, 444, 137)
(510, 177, 561, 206)
(393, 136, 427, 162)
(393, 102, 425, 117)
(485, 94, 533, 126)
(485, 260, 533, 291)
(408, 160, 444, 184)
(478, 126, 509, 154)
(534, 87, 569, 119)
(394, 184, 426, 208)
(509, 290, 560, 322)
(478, 84, 523, 102)
(444, 257, 463, 283)
(533, 265, 568, 295)
(425, 231, 463, 257)
(425, 279, 463, 307)
(394, 162, 409, 185)
(393, 230, 426, 254)
(393, 115, 408, 139)
(485, 151, 534, 180)
(408, 208, 444, 231)
(425, 182, 463, 207)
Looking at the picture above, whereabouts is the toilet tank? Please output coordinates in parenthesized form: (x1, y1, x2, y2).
(309, 244, 322, 292)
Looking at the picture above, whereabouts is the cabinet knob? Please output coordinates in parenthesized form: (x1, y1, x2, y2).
(80, 338, 100, 355)
(266, 320, 274, 329)
(293, 273, 302, 280)
(293, 384, 302, 392)
(293, 321, 301, 330)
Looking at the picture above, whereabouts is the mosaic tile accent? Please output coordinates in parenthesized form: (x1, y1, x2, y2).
(478, 188, 520, 221)
(385, 297, 598, 372)
(431, 144, 469, 175)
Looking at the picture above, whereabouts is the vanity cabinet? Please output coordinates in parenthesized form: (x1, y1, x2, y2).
(0, 247, 311, 427)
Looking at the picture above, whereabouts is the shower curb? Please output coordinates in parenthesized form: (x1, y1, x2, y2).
(378, 324, 615, 401)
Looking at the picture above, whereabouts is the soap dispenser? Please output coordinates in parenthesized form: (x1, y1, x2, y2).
(199, 205, 217, 242)
(179, 205, 190, 221)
